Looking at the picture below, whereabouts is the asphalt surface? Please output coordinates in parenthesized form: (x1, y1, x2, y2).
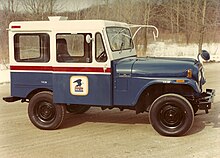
(0, 63, 220, 158)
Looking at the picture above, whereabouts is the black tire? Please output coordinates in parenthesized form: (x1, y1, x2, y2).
(149, 93, 194, 136)
(28, 91, 65, 130)
(66, 105, 90, 114)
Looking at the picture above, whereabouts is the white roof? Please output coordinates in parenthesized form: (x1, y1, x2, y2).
(9, 16, 129, 32)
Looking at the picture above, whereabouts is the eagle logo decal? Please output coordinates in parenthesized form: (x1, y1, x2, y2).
(73, 79, 84, 92)
(70, 76, 89, 96)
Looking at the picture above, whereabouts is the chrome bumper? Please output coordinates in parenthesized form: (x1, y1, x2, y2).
(198, 89, 215, 113)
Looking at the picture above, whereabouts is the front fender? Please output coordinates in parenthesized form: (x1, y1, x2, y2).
(132, 77, 201, 106)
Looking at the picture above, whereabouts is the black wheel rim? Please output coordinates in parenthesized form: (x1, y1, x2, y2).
(34, 101, 56, 124)
(159, 103, 185, 128)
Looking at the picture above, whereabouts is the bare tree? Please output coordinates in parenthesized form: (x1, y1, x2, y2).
(0, 0, 20, 61)
(48, 0, 62, 14)
(198, 0, 207, 54)
(136, 0, 157, 56)
(21, 0, 62, 20)
(0, 0, 20, 14)
(212, 0, 220, 43)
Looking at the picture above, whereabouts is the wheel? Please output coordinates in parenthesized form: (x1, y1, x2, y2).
(66, 105, 90, 114)
(149, 93, 194, 136)
(28, 91, 65, 130)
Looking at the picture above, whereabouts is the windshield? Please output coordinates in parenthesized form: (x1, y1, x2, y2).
(106, 27, 133, 52)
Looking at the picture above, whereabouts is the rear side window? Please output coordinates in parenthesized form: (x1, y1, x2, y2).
(14, 33, 50, 62)
(56, 33, 92, 63)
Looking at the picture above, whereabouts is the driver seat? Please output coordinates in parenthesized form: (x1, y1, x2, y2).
(56, 38, 70, 62)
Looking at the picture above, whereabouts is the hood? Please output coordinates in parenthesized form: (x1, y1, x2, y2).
(115, 57, 199, 78)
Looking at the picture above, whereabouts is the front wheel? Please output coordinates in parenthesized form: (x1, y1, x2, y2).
(149, 94, 194, 136)
(28, 91, 65, 130)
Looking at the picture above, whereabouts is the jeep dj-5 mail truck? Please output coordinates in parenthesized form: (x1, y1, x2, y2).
(3, 16, 215, 136)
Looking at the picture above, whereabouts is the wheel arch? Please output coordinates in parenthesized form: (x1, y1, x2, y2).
(26, 88, 53, 100)
(134, 81, 199, 114)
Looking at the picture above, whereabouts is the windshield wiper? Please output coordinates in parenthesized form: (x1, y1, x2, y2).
(119, 42, 124, 54)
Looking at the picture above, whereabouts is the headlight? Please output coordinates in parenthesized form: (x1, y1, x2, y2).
(187, 69, 193, 78)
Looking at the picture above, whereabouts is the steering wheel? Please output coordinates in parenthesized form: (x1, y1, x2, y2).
(97, 51, 107, 62)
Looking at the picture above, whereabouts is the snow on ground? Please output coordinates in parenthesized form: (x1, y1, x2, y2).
(0, 64, 10, 84)
(146, 42, 220, 61)
(0, 42, 220, 84)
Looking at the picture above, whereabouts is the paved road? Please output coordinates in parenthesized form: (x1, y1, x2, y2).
(0, 63, 220, 158)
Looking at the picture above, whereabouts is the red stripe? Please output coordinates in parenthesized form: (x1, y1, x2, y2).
(11, 26, 21, 29)
(10, 66, 52, 71)
(10, 66, 111, 73)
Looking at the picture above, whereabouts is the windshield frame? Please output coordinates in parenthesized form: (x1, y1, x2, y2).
(106, 27, 134, 52)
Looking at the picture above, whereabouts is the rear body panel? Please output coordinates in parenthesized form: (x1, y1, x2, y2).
(10, 66, 112, 106)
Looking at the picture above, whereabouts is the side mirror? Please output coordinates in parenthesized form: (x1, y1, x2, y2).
(201, 50, 210, 61)
(86, 34, 93, 44)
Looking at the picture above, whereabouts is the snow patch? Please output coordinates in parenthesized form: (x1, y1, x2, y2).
(0, 64, 10, 84)
(0, 69, 10, 84)
(146, 42, 220, 62)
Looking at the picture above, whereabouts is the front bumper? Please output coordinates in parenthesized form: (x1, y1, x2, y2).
(198, 89, 215, 113)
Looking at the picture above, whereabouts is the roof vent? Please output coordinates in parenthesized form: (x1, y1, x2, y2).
(48, 16, 68, 21)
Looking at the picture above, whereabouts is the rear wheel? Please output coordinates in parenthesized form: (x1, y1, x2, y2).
(28, 91, 65, 130)
(66, 105, 90, 114)
(149, 94, 194, 136)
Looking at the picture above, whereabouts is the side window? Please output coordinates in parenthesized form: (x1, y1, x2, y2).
(95, 33, 107, 62)
(14, 33, 50, 62)
(56, 33, 92, 63)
